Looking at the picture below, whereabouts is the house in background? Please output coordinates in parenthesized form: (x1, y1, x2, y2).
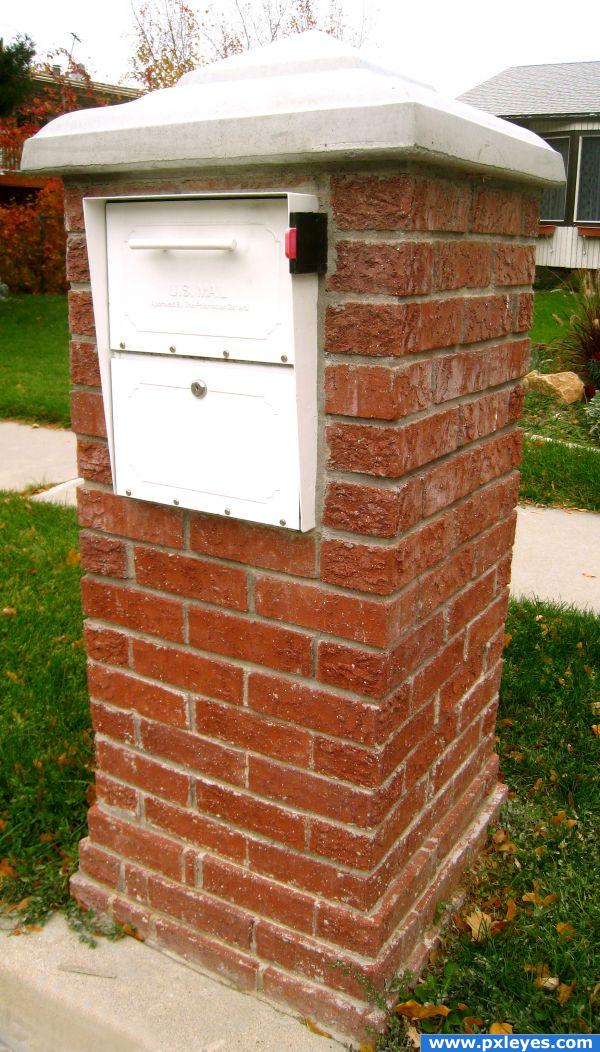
(460, 61, 600, 272)
(0, 71, 141, 204)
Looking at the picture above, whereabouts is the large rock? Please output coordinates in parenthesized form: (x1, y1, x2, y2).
(524, 370, 584, 404)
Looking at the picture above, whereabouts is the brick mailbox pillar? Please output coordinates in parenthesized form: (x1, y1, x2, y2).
(23, 32, 563, 1041)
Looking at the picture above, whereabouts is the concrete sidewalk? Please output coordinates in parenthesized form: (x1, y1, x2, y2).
(0, 421, 81, 506)
(512, 504, 600, 613)
(0, 916, 342, 1052)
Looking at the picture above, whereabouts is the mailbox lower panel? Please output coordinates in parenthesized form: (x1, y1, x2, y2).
(111, 354, 301, 528)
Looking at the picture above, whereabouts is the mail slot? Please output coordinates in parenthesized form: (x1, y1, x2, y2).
(83, 192, 323, 530)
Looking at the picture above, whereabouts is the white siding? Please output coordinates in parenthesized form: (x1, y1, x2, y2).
(536, 225, 600, 269)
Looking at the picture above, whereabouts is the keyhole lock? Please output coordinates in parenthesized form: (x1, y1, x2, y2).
(191, 380, 207, 399)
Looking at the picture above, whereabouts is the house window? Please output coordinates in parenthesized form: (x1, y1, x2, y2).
(540, 138, 569, 221)
(576, 136, 600, 222)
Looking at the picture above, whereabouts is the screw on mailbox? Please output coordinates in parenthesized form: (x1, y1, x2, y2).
(169, 345, 176, 353)
(222, 350, 230, 359)
(191, 381, 207, 399)
(125, 489, 131, 496)
(224, 508, 231, 515)
(281, 355, 288, 363)
(119, 342, 125, 349)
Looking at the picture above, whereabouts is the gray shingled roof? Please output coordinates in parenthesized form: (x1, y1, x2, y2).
(459, 61, 600, 117)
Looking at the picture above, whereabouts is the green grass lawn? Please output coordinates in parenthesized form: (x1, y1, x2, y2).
(0, 492, 92, 928)
(0, 294, 70, 428)
(519, 436, 600, 512)
(378, 599, 600, 1044)
(529, 289, 577, 349)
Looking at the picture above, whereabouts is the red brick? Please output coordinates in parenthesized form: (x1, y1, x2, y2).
(96, 739, 190, 806)
(66, 236, 90, 282)
(325, 360, 432, 420)
(139, 717, 246, 785)
(329, 240, 433, 295)
(323, 478, 423, 538)
(311, 737, 382, 791)
(63, 186, 87, 232)
(68, 289, 95, 337)
(77, 440, 112, 484)
(78, 488, 183, 547)
(188, 607, 312, 676)
(87, 662, 187, 728)
(155, 916, 258, 991)
(256, 921, 368, 998)
(262, 967, 378, 1040)
(133, 637, 243, 704)
(95, 771, 138, 812)
(248, 838, 368, 909)
(434, 241, 492, 290)
(84, 624, 129, 667)
(88, 805, 182, 880)
(421, 448, 480, 516)
(203, 855, 315, 933)
(70, 340, 100, 386)
(467, 592, 508, 661)
(325, 300, 463, 356)
(515, 291, 534, 332)
(522, 195, 540, 236)
(90, 699, 135, 744)
(194, 697, 310, 766)
(454, 476, 519, 546)
(494, 243, 536, 286)
(470, 188, 521, 235)
(471, 514, 517, 575)
(189, 513, 316, 577)
(247, 671, 380, 746)
(317, 640, 390, 699)
(255, 575, 414, 648)
(78, 838, 120, 889)
(82, 577, 183, 642)
(145, 796, 246, 862)
(80, 532, 128, 578)
(327, 407, 460, 477)
(446, 570, 497, 636)
(249, 755, 372, 825)
(460, 389, 511, 443)
(434, 340, 529, 404)
(331, 174, 470, 232)
(71, 391, 106, 437)
(420, 546, 474, 616)
(148, 873, 253, 947)
(195, 780, 306, 849)
(134, 546, 247, 611)
(463, 295, 512, 345)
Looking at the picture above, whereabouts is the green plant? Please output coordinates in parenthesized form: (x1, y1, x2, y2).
(553, 270, 600, 395)
(584, 391, 600, 442)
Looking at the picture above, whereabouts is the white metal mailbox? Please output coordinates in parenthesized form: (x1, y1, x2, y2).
(83, 192, 324, 531)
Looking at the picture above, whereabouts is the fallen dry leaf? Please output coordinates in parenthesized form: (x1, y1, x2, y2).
(360, 1043, 376, 1052)
(395, 1000, 451, 1020)
(535, 976, 560, 992)
(556, 922, 575, 942)
(306, 1019, 332, 1038)
(464, 1017, 485, 1032)
(506, 898, 517, 922)
(592, 725, 600, 738)
(556, 982, 575, 1005)
(2, 607, 16, 617)
(490, 1023, 513, 1034)
(65, 549, 81, 567)
(0, 858, 16, 879)
(524, 963, 549, 980)
(465, 910, 492, 942)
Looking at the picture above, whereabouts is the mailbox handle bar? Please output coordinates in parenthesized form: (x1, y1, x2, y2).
(128, 237, 237, 251)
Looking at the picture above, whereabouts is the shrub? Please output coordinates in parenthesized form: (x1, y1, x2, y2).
(584, 391, 600, 443)
(0, 180, 66, 293)
(554, 270, 600, 396)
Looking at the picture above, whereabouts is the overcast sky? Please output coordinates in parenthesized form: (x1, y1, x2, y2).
(1, 0, 599, 98)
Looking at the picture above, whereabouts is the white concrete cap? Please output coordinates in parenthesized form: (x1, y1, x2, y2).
(21, 30, 564, 186)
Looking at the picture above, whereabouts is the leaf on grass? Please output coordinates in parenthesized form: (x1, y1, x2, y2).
(2, 607, 16, 617)
(506, 898, 517, 922)
(556, 922, 575, 942)
(395, 1000, 451, 1020)
(305, 1019, 332, 1037)
(524, 963, 549, 980)
(534, 976, 560, 991)
(65, 549, 81, 567)
(490, 1023, 513, 1034)
(590, 701, 600, 717)
(556, 981, 575, 1004)
(503, 633, 512, 650)
(464, 910, 492, 942)
(121, 922, 144, 942)
(360, 1043, 376, 1052)
(0, 858, 16, 879)
(592, 725, 600, 738)
(0, 819, 6, 831)
(463, 1017, 485, 1032)
(522, 881, 558, 907)
(405, 1025, 420, 1049)
(535, 845, 546, 857)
